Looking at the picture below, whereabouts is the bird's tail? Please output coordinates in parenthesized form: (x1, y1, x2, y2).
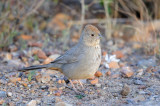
(18, 64, 49, 72)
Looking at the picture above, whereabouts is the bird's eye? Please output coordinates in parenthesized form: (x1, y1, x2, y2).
(91, 34, 94, 36)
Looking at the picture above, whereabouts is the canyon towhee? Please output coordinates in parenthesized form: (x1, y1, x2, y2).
(18, 24, 102, 91)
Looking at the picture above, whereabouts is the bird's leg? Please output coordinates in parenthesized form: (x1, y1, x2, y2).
(78, 80, 84, 90)
(69, 79, 78, 92)
(69, 80, 85, 95)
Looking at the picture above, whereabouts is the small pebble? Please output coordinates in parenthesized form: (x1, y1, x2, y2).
(121, 67, 134, 78)
(7, 92, 12, 97)
(94, 71, 102, 77)
(137, 69, 144, 76)
(27, 100, 37, 106)
(0, 99, 4, 105)
(55, 97, 62, 103)
(126, 99, 135, 104)
(138, 91, 146, 95)
(95, 84, 101, 88)
(41, 74, 51, 83)
(121, 84, 130, 96)
(9, 102, 15, 106)
(0, 91, 7, 98)
(40, 85, 49, 90)
(28, 84, 32, 88)
(9, 77, 21, 83)
(134, 80, 144, 85)
(55, 102, 72, 106)
(106, 71, 111, 76)
(0, 79, 7, 84)
(138, 59, 156, 68)
(90, 78, 98, 85)
(134, 95, 145, 102)
(9, 45, 18, 52)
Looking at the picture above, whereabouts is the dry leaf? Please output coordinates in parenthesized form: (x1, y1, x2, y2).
(112, 51, 124, 59)
(61, 80, 65, 84)
(146, 66, 157, 73)
(58, 80, 62, 84)
(43, 58, 53, 64)
(6, 53, 12, 60)
(112, 74, 119, 78)
(54, 90, 62, 96)
(106, 71, 111, 76)
(109, 61, 120, 69)
(102, 51, 107, 56)
(35, 74, 42, 82)
(72, 80, 78, 84)
(21, 82, 28, 87)
(28, 42, 43, 48)
(121, 67, 134, 78)
(90, 78, 98, 85)
(119, 62, 125, 67)
(94, 71, 102, 77)
(19, 34, 32, 40)
(87, 77, 95, 80)
(32, 49, 39, 55)
(37, 50, 47, 59)
(9, 77, 21, 83)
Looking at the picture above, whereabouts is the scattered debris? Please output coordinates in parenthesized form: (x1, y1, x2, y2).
(94, 71, 102, 77)
(121, 67, 134, 78)
(121, 84, 130, 96)
(27, 100, 37, 106)
(104, 54, 120, 69)
(90, 78, 99, 85)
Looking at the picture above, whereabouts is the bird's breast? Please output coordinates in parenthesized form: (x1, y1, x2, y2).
(84, 45, 101, 63)
(62, 45, 101, 79)
(79, 45, 101, 72)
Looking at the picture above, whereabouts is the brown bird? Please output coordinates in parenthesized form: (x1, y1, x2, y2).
(18, 24, 102, 91)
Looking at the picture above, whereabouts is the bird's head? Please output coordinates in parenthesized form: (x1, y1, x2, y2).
(80, 24, 102, 46)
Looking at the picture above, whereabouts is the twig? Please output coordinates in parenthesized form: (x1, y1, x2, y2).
(103, 0, 112, 39)
(26, 0, 45, 17)
(20, 0, 45, 22)
(79, 0, 85, 35)
(60, 3, 81, 17)
(69, 18, 134, 26)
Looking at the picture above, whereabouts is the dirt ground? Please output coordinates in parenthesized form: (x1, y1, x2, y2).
(0, 38, 160, 106)
(0, 1, 160, 105)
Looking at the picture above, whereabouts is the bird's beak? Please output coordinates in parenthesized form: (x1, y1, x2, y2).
(98, 34, 103, 39)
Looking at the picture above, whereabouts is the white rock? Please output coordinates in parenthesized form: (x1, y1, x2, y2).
(7, 92, 12, 97)
(55, 102, 72, 106)
(137, 69, 144, 76)
(32, 60, 40, 65)
(49, 54, 60, 60)
(95, 84, 101, 88)
(41, 74, 51, 83)
(27, 100, 37, 106)
(134, 95, 145, 102)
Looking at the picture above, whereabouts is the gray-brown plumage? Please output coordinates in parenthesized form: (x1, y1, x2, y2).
(19, 24, 102, 90)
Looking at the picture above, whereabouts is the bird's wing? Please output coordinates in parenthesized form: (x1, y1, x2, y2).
(51, 46, 81, 64)
(51, 55, 78, 64)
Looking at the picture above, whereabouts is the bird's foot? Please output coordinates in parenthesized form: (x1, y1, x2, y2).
(77, 80, 85, 90)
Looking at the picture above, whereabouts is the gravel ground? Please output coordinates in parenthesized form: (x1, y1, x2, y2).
(0, 40, 160, 106)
